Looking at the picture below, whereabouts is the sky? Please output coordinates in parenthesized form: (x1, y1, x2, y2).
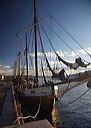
(0, 0, 91, 75)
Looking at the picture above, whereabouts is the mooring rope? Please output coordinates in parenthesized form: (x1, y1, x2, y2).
(58, 88, 90, 108)
(55, 82, 71, 106)
(14, 88, 43, 124)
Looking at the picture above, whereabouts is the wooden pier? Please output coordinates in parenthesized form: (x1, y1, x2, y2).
(4, 119, 52, 128)
(0, 87, 16, 127)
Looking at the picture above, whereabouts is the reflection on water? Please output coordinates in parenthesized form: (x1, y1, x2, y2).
(51, 105, 62, 127)
(54, 82, 91, 128)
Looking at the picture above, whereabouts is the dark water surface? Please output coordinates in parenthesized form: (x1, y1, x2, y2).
(54, 82, 91, 128)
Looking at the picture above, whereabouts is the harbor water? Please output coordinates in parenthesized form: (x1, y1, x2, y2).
(54, 82, 91, 128)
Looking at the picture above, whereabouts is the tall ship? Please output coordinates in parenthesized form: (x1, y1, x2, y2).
(13, 0, 56, 121)
(12, 0, 91, 123)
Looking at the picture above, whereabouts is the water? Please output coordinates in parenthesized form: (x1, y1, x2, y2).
(54, 82, 91, 128)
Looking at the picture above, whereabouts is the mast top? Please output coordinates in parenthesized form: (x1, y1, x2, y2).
(34, 0, 38, 83)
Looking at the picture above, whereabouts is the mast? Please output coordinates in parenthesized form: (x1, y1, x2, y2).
(17, 37, 21, 76)
(34, 0, 38, 83)
(25, 33, 29, 85)
(13, 61, 17, 78)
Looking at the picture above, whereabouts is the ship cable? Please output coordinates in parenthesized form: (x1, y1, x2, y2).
(14, 94, 42, 123)
(40, 23, 70, 80)
(44, 22, 90, 66)
(39, 0, 91, 62)
(55, 82, 71, 106)
(42, 22, 78, 60)
(26, 94, 42, 119)
(55, 81, 84, 106)
(58, 88, 90, 108)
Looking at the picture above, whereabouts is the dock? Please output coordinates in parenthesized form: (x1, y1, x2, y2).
(0, 87, 16, 127)
(4, 119, 52, 128)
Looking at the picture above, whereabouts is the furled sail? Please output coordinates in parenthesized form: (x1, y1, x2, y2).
(46, 57, 66, 81)
(46, 57, 55, 75)
(52, 68, 66, 81)
(57, 53, 90, 69)
(75, 57, 90, 68)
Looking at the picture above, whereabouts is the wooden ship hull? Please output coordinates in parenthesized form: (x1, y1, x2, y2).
(17, 86, 54, 119)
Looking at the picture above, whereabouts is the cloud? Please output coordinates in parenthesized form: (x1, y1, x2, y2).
(29, 51, 64, 58)
(66, 51, 76, 57)
(1, 47, 91, 75)
(29, 47, 91, 64)
(0, 65, 11, 69)
(0, 64, 13, 75)
(79, 47, 91, 55)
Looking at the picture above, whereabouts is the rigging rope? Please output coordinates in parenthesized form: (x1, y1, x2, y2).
(61, 88, 90, 108)
(16, 35, 25, 76)
(39, 0, 91, 59)
(44, 22, 90, 65)
(37, 22, 55, 81)
(41, 24, 84, 77)
(42, 23, 79, 58)
(55, 82, 70, 106)
(55, 79, 90, 106)
(52, 17, 91, 58)
(41, 24, 87, 70)
(14, 92, 42, 124)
